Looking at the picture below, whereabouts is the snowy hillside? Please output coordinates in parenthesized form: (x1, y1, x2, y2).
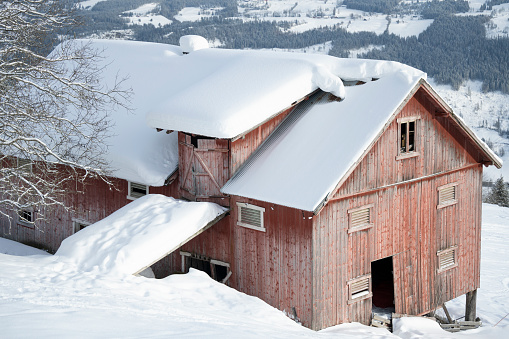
(429, 79, 509, 181)
(0, 203, 508, 338)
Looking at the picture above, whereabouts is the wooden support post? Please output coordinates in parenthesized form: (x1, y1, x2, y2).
(443, 304, 453, 324)
(465, 290, 477, 321)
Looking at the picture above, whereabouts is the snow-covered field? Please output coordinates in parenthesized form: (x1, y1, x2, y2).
(174, 7, 225, 23)
(0, 203, 508, 338)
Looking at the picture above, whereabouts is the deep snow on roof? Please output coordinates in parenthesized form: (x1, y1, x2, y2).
(56, 194, 227, 275)
(85, 38, 424, 185)
(222, 74, 424, 212)
(82, 39, 181, 186)
(144, 45, 424, 138)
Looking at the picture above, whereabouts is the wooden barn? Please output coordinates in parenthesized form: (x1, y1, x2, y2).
(0, 37, 502, 330)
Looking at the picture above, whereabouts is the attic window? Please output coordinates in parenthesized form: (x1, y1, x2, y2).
(347, 204, 374, 233)
(437, 246, 458, 272)
(347, 274, 372, 304)
(397, 117, 420, 160)
(236, 202, 265, 232)
(128, 181, 148, 200)
(437, 183, 458, 208)
(17, 158, 32, 173)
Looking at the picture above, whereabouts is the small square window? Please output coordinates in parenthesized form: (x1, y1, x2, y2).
(347, 274, 372, 304)
(18, 209, 34, 227)
(437, 246, 458, 272)
(397, 117, 420, 160)
(73, 219, 90, 233)
(128, 181, 148, 200)
(236, 202, 265, 232)
(347, 204, 374, 233)
(437, 183, 458, 208)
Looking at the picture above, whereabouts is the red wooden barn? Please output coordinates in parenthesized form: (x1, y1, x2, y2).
(0, 37, 501, 330)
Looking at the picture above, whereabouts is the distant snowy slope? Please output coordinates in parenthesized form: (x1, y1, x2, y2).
(429, 79, 509, 181)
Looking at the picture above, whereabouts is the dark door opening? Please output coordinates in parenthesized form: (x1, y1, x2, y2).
(371, 256, 395, 309)
(184, 255, 229, 283)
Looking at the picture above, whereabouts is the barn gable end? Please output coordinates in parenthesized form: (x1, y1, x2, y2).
(310, 82, 486, 329)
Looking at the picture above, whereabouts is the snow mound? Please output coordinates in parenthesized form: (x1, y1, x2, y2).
(180, 35, 209, 53)
(56, 194, 227, 275)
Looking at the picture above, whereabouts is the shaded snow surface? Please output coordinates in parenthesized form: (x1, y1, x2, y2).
(0, 204, 508, 337)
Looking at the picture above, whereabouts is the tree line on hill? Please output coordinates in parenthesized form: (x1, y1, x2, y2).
(480, 0, 509, 11)
(70, 0, 509, 94)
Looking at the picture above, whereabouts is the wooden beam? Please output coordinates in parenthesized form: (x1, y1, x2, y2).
(465, 290, 477, 321)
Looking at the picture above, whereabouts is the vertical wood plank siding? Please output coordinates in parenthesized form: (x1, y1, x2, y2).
(231, 196, 314, 327)
(311, 89, 483, 329)
(230, 107, 293, 175)
(0, 166, 179, 257)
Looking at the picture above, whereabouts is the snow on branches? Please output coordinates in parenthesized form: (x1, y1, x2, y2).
(0, 1, 130, 227)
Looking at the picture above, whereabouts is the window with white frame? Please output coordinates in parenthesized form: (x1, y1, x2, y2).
(17, 158, 32, 173)
(397, 117, 420, 159)
(437, 246, 458, 272)
(18, 209, 34, 226)
(128, 181, 148, 200)
(347, 274, 372, 304)
(347, 204, 374, 233)
(437, 183, 458, 208)
(236, 202, 265, 232)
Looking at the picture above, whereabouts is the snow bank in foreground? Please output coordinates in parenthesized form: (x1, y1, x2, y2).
(0, 204, 507, 338)
(56, 194, 227, 275)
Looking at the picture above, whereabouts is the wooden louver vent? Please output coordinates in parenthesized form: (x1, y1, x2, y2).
(439, 248, 456, 271)
(351, 278, 370, 297)
(351, 208, 370, 228)
(130, 182, 147, 199)
(439, 185, 456, 205)
(237, 202, 265, 231)
(240, 206, 262, 228)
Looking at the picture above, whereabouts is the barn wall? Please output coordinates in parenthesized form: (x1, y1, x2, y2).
(0, 169, 179, 254)
(230, 107, 293, 175)
(332, 90, 479, 198)
(312, 89, 484, 330)
(229, 196, 314, 327)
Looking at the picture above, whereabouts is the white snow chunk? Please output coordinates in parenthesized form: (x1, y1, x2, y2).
(0, 238, 50, 256)
(180, 35, 209, 53)
(55, 194, 227, 275)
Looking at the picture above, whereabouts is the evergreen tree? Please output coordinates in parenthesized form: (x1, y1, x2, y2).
(486, 177, 509, 207)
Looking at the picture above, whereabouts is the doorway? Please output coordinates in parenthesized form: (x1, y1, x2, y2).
(371, 256, 395, 309)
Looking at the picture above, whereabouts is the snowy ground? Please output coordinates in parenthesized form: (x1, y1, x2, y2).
(123, 3, 172, 27)
(0, 203, 508, 338)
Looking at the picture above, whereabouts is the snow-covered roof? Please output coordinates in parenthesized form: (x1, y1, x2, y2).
(56, 194, 228, 276)
(222, 73, 424, 212)
(83, 39, 182, 186)
(145, 45, 424, 139)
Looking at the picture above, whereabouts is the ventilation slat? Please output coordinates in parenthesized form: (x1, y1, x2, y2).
(439, 186, 456, 205)
(240, 206, 262, 227)
(351, 279, 369, 294)
(350, 208, 370, 228)
(439, 249, 456, 270)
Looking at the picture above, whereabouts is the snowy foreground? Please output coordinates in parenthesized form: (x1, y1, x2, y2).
(0, 204, 508, 338)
